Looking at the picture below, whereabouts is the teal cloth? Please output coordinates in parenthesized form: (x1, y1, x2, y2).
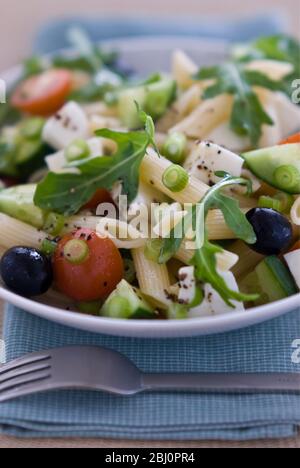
(1, 14, 299, 440)
(0, 305, 299, 439)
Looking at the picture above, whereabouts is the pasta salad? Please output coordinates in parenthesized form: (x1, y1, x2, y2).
(0, 31, 299, 320)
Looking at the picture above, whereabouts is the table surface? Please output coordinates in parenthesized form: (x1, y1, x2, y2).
(1, 0, 300, 449)
(0, 300, 299, 448)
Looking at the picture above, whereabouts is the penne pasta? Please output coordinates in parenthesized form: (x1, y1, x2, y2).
(175, 246, 239, 271)
(258, 95, 282, 148)
(229, 240, 264, 279)
(0, 213, 49, 250)
(291, 197, 300, 226)
(140, 149, 209, 203)
(82, 101, 118, 118)
(170, 94, 233, 139)
(132, 248, 171, 309)
(157, 84, 203, 132)
(172, 50, 198, 90)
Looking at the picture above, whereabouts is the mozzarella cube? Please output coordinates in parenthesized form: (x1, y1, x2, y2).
(46, 137, 104, 173)
(189, 270, 244, 318)
(284, 249, 300, 290)
(43, 101, 89, 150)
(184, 141, 244, 185)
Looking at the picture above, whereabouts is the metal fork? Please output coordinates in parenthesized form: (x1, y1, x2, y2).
(0, 346, 299, 402)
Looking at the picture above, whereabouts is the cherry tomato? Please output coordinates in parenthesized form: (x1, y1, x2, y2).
(279, 133, 300, 145)
(53, 228, 124, 302)
(11, 69, 73, 116)
(0, 176, 18, 188)
(83, 189, 114, 210)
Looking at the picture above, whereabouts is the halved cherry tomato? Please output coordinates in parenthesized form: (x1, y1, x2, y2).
(279, 133, 300, 145)
(83, 189, 114, 210)
(53, 228, 123, 302)
(0, 176, 18, 188)
(11, 69, 73, 116)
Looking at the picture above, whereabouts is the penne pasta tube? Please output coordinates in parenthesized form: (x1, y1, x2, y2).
(175, 246, 239, 271)
(132, 247, 171, 309)
(230, 240, 264, 279)
(82, 101, 118, 117)
(140, 149, 209, 204)
(157, 84, 203, 132)
(89, 114, 124, 134)
(291, 197, 300, 226)
(245, 60, 293, 81)
(0, 213, 49, 250)
(258, 97, 282, 148)
(172, 50, 198, 90)
(170, 94, 233, 139)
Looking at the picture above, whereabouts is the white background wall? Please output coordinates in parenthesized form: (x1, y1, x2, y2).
(0, 0, 299, 69)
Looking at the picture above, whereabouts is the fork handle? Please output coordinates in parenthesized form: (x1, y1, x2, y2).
(141, 373, 300, 392)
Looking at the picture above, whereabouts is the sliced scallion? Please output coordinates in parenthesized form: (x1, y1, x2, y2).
(63, 239, 89, 264)
(258, 195, 283, 212)
(274, 165, 300, 191)
(65, 139, 90, 163)
(43, 212, 65, 236)
(162, 164, 189, 192)
(274, 192, 295, 214)
(162, 132, 187, 164)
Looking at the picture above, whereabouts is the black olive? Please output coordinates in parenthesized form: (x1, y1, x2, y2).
(0, 247, 53, 297)
(246, 208, 293, 256)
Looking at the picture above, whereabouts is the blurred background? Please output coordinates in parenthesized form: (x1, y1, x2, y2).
(0, 0, 299, 69)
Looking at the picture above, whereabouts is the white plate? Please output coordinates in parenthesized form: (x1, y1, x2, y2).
(0, 36, 299, 338)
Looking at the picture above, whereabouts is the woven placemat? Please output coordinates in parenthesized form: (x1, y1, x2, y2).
(0, 301, 299, 448)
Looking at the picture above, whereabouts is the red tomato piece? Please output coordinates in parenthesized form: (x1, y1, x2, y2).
(11, 69, 73, 116)
(53, 228, 124, 302)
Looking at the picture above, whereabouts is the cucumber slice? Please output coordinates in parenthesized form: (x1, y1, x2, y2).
(118, 78, 176, 128)
(118, 87, 147, 129)
(0, 184, 45, 228)
(242, 144, 300, 194)
(101, 280, 154, 319)
(240, 256, 298, 306)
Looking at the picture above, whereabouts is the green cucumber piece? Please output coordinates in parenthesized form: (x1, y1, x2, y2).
(242, 144, 300, 194)
(101, 280, 154, 319)
(0, 184, 45, 228)
(241, 256, 298, 305)
(118, 87, 147, 129)
(118, 77, 176, 128)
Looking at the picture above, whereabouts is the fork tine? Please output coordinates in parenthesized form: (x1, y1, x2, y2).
(0, 370, 51, 393)
(0, 379, 55, 403)
(0, 353, 51, 376)
(0, 362, 51, 385)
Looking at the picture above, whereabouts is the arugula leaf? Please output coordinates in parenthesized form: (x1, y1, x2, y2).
(234, 35, 300, 99)
(34, 116, 154, 215)
(195, 62, 282, 145)
(158, 174, 258, 307)
(52, 28, 118, 75)
(190, 239, 258, 307)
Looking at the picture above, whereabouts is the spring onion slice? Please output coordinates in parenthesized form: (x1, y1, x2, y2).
(162, 164, 189, 192)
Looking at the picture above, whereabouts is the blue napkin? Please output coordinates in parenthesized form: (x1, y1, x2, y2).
(1, 13, 299, 440)
(0, 305, 299, 439)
